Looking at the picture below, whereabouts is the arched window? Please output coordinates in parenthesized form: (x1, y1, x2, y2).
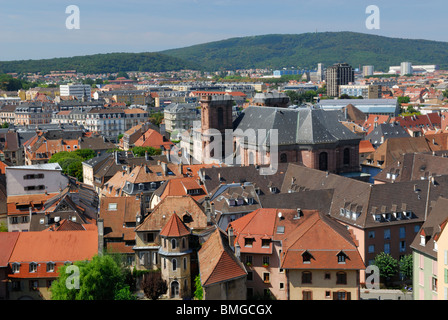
(182, 238, 186, 249)
(172, 258, 177, 271)
(343, 148, 350, 165)
(171, 239, 177, 250)
(171, 280, 179, 298)
(183, 257, 187, 269)
(319, 152, 328, 171)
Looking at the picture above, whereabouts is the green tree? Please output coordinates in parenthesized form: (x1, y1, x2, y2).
(373, 252, 399, 286)
(284, 90, 300, 105)
(116, 71, 129, 79)
(149, 112, 164, 126)
(48, 149, 96, 182)
(194, 274, 203, 300)
(399, 254, 413, 280)
(50, 254, 136, 300)
(397, 96, 411, 105)
(131, 146, 162, 157)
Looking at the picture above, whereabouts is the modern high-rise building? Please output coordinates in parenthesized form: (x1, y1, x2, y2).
(400, 62, 413, 75)
(362, 65, 374, 77)
(326, 63, 354, 97)
(59, 84, 91, 101)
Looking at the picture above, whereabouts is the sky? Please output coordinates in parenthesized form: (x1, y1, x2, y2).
(0, 0, 447, 61)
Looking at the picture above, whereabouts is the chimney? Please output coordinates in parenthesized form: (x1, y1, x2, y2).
(97, 218, 104, 256)
(203, 196, 213, 225)
(161, 162, 168, 176)
(294, 208, 303, 219)
(145, 151, 149, 161)
(228, 227, 235, 251)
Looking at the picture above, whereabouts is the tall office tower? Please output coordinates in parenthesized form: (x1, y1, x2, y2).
(363, 65, 374, 77)
(400, 62, 413, 75)
(326, 63, 354, 97)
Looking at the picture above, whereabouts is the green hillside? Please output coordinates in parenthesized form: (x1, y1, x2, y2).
(1, 32, 448, 74)
(161, 32, 448, 71)
(0, 52, 200, 75)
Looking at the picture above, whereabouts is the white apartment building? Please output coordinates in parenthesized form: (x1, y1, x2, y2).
(85, 108, 126, 142)
(60, 84, 91, 101)
(164, 103, 200, 134)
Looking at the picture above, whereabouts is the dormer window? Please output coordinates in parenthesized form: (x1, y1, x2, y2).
(12, 263, 20, 273)
(261, 238, 271, 248)
(302, 251, 313, 264)
(420, 235, 426, 246)
(47, 262, 55, 272)
(29, 262, 38, 273)
(244, 237, 254, 247)
(337, 251, 348, 264)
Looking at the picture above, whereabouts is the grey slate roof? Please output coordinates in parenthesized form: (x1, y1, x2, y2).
(232, 106, 361, 146)
(365, 122, 410, 147)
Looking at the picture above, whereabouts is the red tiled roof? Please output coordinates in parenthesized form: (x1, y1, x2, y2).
(198, 228, 247, 287)
(0, 233, 20, 267)
(9, 231, 98, 263)
(134, 128, 173, 150)
(281, 212, 365, 270)
(159, 177, 207, 202)
(359, 140, 375, 154)
(8, 230, 98, 279)
(159, 212, 190, 237)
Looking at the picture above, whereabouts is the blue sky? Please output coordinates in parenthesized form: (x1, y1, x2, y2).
(0, 0, 447, 61)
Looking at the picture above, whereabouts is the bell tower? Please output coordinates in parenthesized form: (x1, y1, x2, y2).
(200, 94, 234, 163)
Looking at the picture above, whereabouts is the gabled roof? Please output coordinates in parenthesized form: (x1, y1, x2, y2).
(281, 211, 365, 270)
(228, 208, 304, 254)
(159, 212, 190, 237)
(410, 197, 448, 258)
(99, 196, 141, 242)
(9, 230, 98, 263)
(198, 228, 247, 287)
(0, 233, 20, 267)
(135, 195, 208, 232)
(156, 177, 207, 202)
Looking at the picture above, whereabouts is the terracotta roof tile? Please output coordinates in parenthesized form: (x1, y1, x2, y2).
(159, 212, 190, 237)
(198, 228, 247, 287)
(9, 230, 98, 265)
(0, 233, 20, 267)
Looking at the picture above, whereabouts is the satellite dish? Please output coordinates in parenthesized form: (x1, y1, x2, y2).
(278, 212, 282, 219)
